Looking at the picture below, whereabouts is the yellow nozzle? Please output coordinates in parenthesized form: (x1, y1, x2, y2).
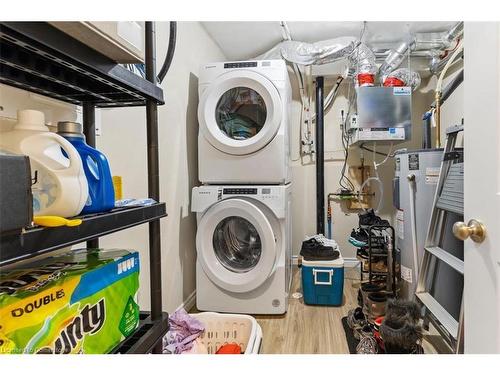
(33, 216, 83, 228)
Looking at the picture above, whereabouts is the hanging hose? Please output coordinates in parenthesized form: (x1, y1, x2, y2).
(157, 21, 177, 84)
(358, 176, 384, 214)
(407, 174, 419, 294)
(357, 143, 392, 213)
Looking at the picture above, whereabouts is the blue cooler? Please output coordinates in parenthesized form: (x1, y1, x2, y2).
(301, 256, 344, 306)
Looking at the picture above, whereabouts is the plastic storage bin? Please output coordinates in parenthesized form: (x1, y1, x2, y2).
(190, 312, 263, 354)
(301, 256, 344, 306)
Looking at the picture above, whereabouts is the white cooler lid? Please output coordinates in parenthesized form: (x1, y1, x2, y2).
(301, 255, 344, 268)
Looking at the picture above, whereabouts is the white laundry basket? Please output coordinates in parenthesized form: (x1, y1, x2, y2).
(191, 312, 263, 354)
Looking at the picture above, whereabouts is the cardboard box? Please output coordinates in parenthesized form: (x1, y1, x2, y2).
(49, 22, 145, 63)
(0, 249, 140, 354)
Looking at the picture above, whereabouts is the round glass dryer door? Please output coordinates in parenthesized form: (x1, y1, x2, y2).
(196, 198, 279, 293)
(215, 87, 267, 141)
(198, 70, 282, 155)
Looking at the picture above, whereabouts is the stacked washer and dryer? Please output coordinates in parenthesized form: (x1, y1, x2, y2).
(191, 60, 293, 314)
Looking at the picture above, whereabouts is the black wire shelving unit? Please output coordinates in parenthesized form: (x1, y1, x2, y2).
(358, 225, 397, 297)
(0, 22, 167, 354)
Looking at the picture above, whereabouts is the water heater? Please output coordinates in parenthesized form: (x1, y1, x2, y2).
(393, 149, 463, 320)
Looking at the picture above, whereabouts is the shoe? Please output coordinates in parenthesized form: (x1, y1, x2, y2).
(349, 229, 368, 247)
(356, 325, 379, 354)
(358, 209, 390, 228)
(356, 248, 369, 259)
(358, 209, 376, 227)
(305, 234, 339, 250)
(380, 321, 423, 354)
(360, 283, 385, 314)
(362, 260, 388, 273)
(347, 307, 367, 335)
(300, 238, 340, 261)
(357, 289, 363, 307)
(367, 292, 388, 320)
(372, 217, 390, 227)
(384, 299, 421, 326)
(381, 299, 424, 353)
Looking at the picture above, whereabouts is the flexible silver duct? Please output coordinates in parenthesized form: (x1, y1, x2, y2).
(348, 42, 378, 77)
(379, 22, 464, 78)
(257, 37, 359, 65)
(383, 68, 421, 91)
(429, 50, 464, 75)
(378, 41, 411, 79)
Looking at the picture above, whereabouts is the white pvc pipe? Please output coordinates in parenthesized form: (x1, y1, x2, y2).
(436, 39, 464, 93)
(408, 174, 420, 295)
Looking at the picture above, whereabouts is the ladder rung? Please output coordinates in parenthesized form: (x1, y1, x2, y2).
(446, 124, 464, 135)
(416, 292, 459, 339)
(425, 246, 464, 274)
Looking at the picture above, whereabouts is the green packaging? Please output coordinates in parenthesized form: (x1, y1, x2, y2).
(0, 248, 140, 354)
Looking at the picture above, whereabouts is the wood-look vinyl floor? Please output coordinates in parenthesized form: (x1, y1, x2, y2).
(255, 267, 446, 354)
(193, 267, 447, 354)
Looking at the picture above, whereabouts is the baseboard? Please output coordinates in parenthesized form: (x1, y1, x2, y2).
(175, 290, 196, 312)
(343, 257, 361, 268)
(292, 255, 360, 268)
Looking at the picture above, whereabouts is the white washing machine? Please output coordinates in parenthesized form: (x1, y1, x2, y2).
(191, 184, 292, 314)
(197, 60, 292, 184)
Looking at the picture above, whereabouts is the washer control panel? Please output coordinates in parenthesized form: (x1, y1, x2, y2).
(224, 61, 258, 69)
(223, 188, 258, 195)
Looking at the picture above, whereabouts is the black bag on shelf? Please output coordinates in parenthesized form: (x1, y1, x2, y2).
(0, 151, 33, 234)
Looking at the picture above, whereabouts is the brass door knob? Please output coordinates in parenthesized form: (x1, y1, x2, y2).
(453, 219, 487, 243)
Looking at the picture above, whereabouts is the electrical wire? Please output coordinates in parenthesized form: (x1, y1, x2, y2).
(310, 76, 344, 122)
(374, 142, 394, 169)
(359, 143, 391, 157)
(338, 82, 356, 191)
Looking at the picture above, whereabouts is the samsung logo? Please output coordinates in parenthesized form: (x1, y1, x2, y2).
(199, 191, 211, 195)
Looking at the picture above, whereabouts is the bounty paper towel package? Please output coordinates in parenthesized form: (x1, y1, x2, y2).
(0, 249, 140, 354)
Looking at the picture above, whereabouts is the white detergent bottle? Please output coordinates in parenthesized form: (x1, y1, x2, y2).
(0, 109, 88, 217)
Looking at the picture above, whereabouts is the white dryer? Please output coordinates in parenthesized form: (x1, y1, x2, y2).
(197, 60, 291, 184)
(191, 184, 292, 314)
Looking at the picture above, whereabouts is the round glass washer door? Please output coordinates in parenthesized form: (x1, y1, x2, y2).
(212, 215, 262, 273)
(196, 198, 278, 293)
(198, 70, 282, 156)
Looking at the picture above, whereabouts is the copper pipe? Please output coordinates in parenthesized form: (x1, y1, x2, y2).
(435, 91, 442, 148)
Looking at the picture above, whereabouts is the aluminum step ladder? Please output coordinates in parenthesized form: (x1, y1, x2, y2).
(415, 124, 464, 354)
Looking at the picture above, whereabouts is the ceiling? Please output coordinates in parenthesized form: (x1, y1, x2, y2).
(201, 21, 459, 61)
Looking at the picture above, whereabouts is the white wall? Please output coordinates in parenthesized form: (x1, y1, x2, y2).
(289, 63, 462, 259)
(289, 79, 427, 259)
(96, 22, 226, 312)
